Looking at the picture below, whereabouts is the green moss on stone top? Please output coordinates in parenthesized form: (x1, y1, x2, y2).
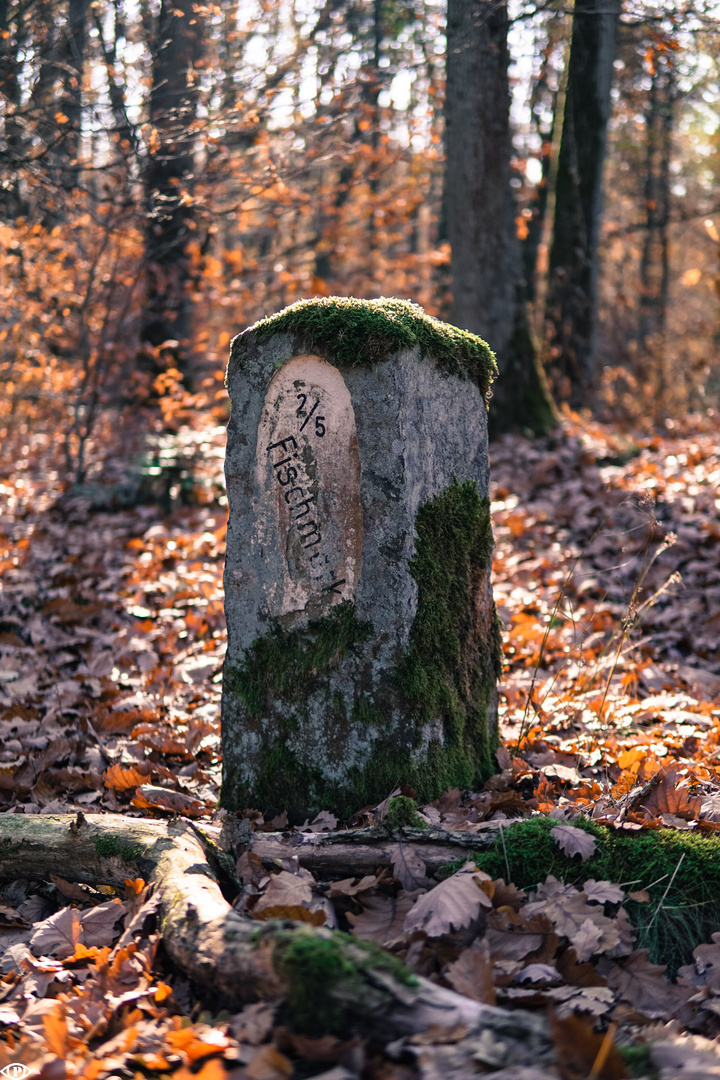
(234, 296, 497, 397)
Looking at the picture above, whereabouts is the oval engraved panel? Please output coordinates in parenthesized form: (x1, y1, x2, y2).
(256, 354, 363, 619)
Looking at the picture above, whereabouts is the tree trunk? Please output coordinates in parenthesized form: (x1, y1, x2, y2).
(0, 0, 25, 218)
(58, 0, 89, 190)
(445, 0, 556, 435)
(141, 0, 204, 381)
(638, 58, 674, 348)
(543, 0, 621, 405)
(0, 812, 552, 1057)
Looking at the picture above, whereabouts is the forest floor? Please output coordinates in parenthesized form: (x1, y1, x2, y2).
(1, 412, 720, 1079)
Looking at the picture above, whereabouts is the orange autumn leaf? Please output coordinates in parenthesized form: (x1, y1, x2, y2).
(154, 982, 173, 1002)
(104, 763, 151, 791)
(43, 1007, 69, 1058)
(166, 1027, 232, 1062)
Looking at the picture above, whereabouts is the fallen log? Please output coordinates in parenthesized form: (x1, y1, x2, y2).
(0, 812, 551, 1065)
(221, 818, 504, 878)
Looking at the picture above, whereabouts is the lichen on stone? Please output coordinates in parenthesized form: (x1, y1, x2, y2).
(231, 295, 497, 397)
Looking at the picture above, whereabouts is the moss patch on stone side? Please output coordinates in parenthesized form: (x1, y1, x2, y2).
(471, 817, 720, 974)
(227, 602, 373, 716)
(233, 296, 497, 398)
(393, 478, 502, 788)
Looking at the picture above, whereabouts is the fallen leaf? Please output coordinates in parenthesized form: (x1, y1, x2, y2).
(444, 938, 496, 1004)
(403, 862, 492, 938)
(607, 949, 692, 1019)
(551, 824, 597, 861)
(29, 907, 83, 959)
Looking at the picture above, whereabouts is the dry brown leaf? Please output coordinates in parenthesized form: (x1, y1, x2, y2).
(347, 890, 419, 946)
(80, 898, 128, 947)
(29, 907, 83, 959)
(252, 871, 313, 914)
(403, 862, 492, 938)
(583, 880, 625, 905)
(444, 938, 496, 1004)
(608, 949, 692, 1019)
(551, 824, 598, 861)
(389, 842, 429, 891)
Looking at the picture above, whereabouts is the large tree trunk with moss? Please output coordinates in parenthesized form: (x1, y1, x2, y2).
(0, 812, 553, 1059)
(221, 299, 501, 821)
(445, 0, 556, 436)
(543, 0, 621, 405)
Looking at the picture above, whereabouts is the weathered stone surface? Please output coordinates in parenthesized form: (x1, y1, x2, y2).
(221, 297, 500, 819)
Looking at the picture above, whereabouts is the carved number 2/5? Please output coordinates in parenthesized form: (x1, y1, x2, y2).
(296, 394, 325, 438)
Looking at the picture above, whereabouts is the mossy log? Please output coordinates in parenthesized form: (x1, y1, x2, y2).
(0, 813, 549, 1053)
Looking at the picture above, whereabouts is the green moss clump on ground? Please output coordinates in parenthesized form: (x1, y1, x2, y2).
(472, 817, 720, 974)
(227, 602, 373, 716)
(393, 478, 502, 790)
(271, 926, 417, 1035)
(385, 795, 428, 830)
(236, 295, 497, 397)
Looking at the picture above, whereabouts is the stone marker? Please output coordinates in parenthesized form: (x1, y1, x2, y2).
(221, 297, 501, 819)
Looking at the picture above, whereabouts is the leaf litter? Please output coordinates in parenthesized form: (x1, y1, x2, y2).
(2, 417, 720, 1076)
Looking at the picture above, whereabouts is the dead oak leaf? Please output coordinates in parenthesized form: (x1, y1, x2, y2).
(583, 880, 625, 905)
(403, 862, 492, 938)
(444, 938, 496, 1004)
(29, 907, 83, 959)
(347, 890, 420, 947)
(678, 932, 720, 993)
(633, 768, 701, 821)
(389, 842, 430, 891)
(80, 898, 128, 947)
(608, 949, 692, 1020)
(526, 885, 620, 958)
(551, 824, 597, 861)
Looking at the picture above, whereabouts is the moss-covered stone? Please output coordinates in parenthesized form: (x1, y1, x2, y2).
(233, 295, 497, 398)
(221, 481, 500, 819)
(393, 478, 501, 785)
(270, 924, 417, 1034)
(472, 817, 720, 974)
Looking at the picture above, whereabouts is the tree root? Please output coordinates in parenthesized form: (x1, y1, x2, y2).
(0, 813, 550, 1061)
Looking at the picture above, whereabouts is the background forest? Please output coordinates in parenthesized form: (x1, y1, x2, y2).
(1, 0, 719, 471)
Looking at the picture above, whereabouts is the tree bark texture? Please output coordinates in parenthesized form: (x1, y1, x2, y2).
(544, 0, 621, 405)
(0, 813, 551, 1058)
(445, 0, 556, 435)
(638, 59, 674, 349)
(59, 0, 89, 189)
(141, 0, 204, 379)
